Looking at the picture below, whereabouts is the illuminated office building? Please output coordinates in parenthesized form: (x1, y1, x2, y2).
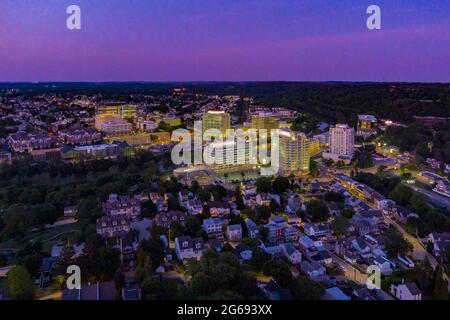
(251, 112, 280, 132)
(202, 111, 230, 135)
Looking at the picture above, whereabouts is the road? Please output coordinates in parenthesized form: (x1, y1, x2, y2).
(385, 216, 427, 261)
(410, 185, 450, 210)
(329, 251, 368, 285)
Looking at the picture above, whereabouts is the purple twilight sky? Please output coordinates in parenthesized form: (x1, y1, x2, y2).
(0, 0, 449, 82)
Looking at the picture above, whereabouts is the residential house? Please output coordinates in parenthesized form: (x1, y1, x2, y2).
(352, 238, 372, 259)
(286, 213, 302, 226)
(298, 235, 323, 258)
(35, 257, 58, 288)
(316, 250, 333, 266)
(390, 281, 422, 300)
(155, 211, 188, 228)
(207, 201, 230, 217)
(178, 190, 193, 207)
(103, 193, 141, 221)
(260, 241, 282, 256)
(96, 214, 131, 238)
(269, 215, 288, 226)
(63, 206, 78, 220)
(174, 236, 205, 261)
(256, 193, 271, 206)
(202, 217, 223, 238)
(245, 218, 259, 239)
(281, 243, 302, 265)
(227, 224, 243, 242)
(284, 226, 300, 242)
(374, 256, 396, 275)
(285, 194, 302, 214)
(265, 223, 285, 244)
(428, 232, 450, 260)
(301, 260, 326, 279)
(235, 244, 253, 261)
(303, 223, 330, 239)
(185, 199, 203, 215)
(352, 220, 372, 236)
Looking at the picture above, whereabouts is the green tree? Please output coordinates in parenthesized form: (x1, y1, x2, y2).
(383, 227, 412, 256)
(0, 254, 7, 267)
(309, 160, 319, 177)
(185, 216, 202, 237)
(7, 265, 36, 300)
(169, 221, 184, 240)
(262, 260, 292, 288)
(305, 200, 329, 222)
(323, 191, 345, 203)
(250, 248, 271, 271)
(290, 276, 324, 300)
(330, 216, 350, 236)
(1, 204, 28, 240)
(431, 266, 449, 300)
(272, 176, 290, 194)
(255, 177, 272, 193)
(255, 205, 271, 224)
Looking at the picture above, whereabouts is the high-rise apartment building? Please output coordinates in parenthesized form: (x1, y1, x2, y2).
(206, 139, 256, 174)
(279, 128, 310, 176)
(323, 124, 354, 163)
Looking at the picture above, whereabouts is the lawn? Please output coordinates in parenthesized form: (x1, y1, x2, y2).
(0, 223, 80, 255)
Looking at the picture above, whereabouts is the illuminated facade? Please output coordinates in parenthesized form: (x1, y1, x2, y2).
(100, 119, 132, 135)
(279, 128, 310, 176)
(96, 105, 137, 119)
(307, 138, 322, 157)
(251, 112, 280, 132)
(202, 111, 230, 134)
(105, 133, 152, 146)
(207, 140, 256, 174)
(325, 124, 355, 161)
(356, 114, 377, 138)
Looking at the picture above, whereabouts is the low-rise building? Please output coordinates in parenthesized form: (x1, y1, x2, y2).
(174, 236, 205, 261)
(103, 193, 141, 221)
(390, 282, 422, 300)
(207, 201, 231, 217)
(281, 243, 302, 265)
(96, 214, 131, 238)
(203, 217, 223, 238)
(301, 260, 326, 279)
(155, 211, 188, 228)
(227, 224, 243, 242)
(245, 218, 260, 239)
(58, 127, 102, 145)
